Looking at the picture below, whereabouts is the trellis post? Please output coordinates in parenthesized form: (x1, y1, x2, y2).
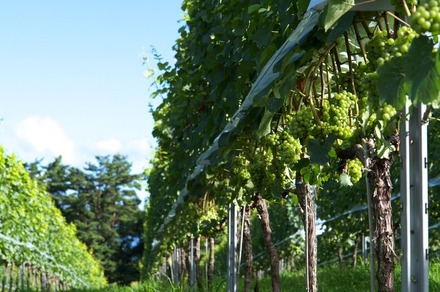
(400, 103, 429, 292)
(172, 246, 179, 285)
(190, 237, 196, 290)
(400, 101, 412, 291)
(227, 203, 238, 292)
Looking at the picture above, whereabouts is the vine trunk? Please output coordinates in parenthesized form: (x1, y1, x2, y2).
(253, 193, 280, 292)
(371, 157, 395, 292)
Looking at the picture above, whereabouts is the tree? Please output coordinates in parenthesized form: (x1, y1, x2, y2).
(26, 155, 143, 285)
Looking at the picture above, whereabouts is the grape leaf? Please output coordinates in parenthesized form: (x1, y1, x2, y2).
(292, 194, 299, 204)
(247, 4, 261, 14)
(308, 135, 336, 165)
(319, 0, 354, 32)
(196, 10, 321, 166)
(403, 35, 440, 106)
(377, 56, 406, 110)
(324, 10, 355, 43)
(256, 110, 274, 138)
(377, 140, 394, 159)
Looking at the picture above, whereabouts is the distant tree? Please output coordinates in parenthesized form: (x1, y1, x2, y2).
(26, 154, 144, 285)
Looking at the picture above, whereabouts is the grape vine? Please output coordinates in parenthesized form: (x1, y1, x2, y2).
(0, 147, 106, 289)
(145, 1, 440, 289)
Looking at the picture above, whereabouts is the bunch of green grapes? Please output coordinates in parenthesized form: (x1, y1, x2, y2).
(347, 158, 364, 184)
(332, 72, 351, 91)
(333, 64, 367, 98)
(410, 0, 440, 34)
(358, 73, 396, 126)
(278, 131, 302, 167)
(264, 132, 278, 147)
(248, 150, 276, 193)
(352, 66, 368, 99)
(364, 27, 416, 70)
(230, 154, 251, 186)
(321, 91, 357, 140)
(287, 106, 315, 139)
(379, 102, 397, 123)
(360, 71, 379, 102)
(357, 27, 415, 125)
(394, 26, 417, 55)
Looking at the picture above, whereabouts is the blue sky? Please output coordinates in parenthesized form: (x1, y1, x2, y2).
(0, 1, 182, 175)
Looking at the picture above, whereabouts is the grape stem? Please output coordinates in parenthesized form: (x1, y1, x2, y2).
(359, 14, 374, 39)
(376, 12, 385, 31)
(400, 0, 411, 17)
(385, 12, 410, 27)
(353, 20, 368, 63)
(384, 12, 392, 36)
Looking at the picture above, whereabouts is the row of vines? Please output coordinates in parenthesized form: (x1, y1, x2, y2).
(145, 0, 440, 291)
(0, 146, 106, 290)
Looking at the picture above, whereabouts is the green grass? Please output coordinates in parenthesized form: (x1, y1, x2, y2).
(40, 262, 440, 291)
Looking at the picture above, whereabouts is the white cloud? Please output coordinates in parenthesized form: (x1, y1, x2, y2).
(12, 116, 153, 176)
(15, 116, 77, 164)
(125, 139, 152, 173)
(128, 138, 152, 155)
(93, 138, 122, 154)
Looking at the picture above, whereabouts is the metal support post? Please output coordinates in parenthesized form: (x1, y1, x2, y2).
(362, 234, 366, 263)
(173, 246, 179, 285)
(409, 103, 429, 291)
(401, 101, 411, 291)
(190, 237, 196, 289)
(227, 203, 238, 292)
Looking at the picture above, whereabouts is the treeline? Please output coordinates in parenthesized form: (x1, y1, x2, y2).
(25, 154, 144, 285)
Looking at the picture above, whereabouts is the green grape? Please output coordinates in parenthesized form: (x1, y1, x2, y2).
(265, 132, 278, 147)
(333, 65, 367, 100)
(364, 27, 417, 71)
(278, 131, 302, 167)
(287, 106, 315, 139)
(248, 150, 276, 193)
(348, 158, 363, 184)
(379, 102, 397, 123)
(410, 0, 440, 34)
(357, 26, 416, 130)
(320, 90, 357, 140)
(231, 154, 251, 186)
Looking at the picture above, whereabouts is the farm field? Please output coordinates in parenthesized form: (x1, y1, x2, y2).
(56, 262, 440, 292)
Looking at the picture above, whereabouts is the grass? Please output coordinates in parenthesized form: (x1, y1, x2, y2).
(21, 262, 440, 291)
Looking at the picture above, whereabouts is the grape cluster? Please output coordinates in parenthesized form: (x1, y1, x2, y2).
(248, 150, 276, 193)
(364, 28, 416, 69)
(278, 131, 302, 167)
(321, 91, 357, 140)
(348, 158, 363, 184)
(230, 154, 251, 186)
(332, 64, 366, 98)
(356, 27, 415, 127)
(265, 132, 278, 147)
(379, 102, 397, 123)
(287, 106, 315, 139)
(410, 0, 440, 34)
